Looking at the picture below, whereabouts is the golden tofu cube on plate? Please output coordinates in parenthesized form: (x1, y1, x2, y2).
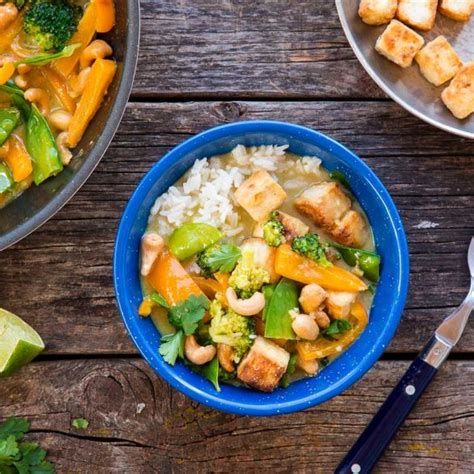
(415, 36, 463, 86)
(237, 336, 290, 392)
(439, 0, 474, 21)
(358, 0, 399, 25)
(441, 62, 474, 119)
(397, 0, 438, 30)
(234, 170, 286, 222)
(375, 20, 425, 68)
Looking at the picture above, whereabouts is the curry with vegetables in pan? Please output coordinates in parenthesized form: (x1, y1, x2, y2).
(138, 145, 381, 392)
(0, 0, 116, 208)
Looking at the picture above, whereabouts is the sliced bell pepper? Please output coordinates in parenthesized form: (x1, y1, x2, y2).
(93, 0, 115, 33)
(53, 2, 97, 77)
(41, 67, 76, 114)
(138, 298, 154, 317)
(275, 244, 367, 292)
(147, 250, 204, 306)
(191, 276, 223, 299)
(67, 58, 116, 148)
(0, 16, 23, 54)
(3, 135, 32, 182)
(0, 62, 15, 86)
(296, 300, 369, 361)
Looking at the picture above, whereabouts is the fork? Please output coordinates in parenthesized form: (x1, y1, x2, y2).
(336, 237, 474, 474)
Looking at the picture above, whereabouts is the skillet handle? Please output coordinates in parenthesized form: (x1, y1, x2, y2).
(334, 357, 437, 474)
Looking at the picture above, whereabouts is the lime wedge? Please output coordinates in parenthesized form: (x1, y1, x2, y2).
(0, 308, 45, 377)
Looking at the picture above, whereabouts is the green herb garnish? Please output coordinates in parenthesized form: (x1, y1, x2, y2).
(321, 319, 352, 340)
(15, 44, 81, 67)
(159, 331, 185, 365)
(168, 295, 209, 336)
(0, 417, 54, 473)
(197, 243, 241, 277)
(71, 418, 89, 429)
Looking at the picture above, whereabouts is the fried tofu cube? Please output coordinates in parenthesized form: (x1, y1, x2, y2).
(277, 211, 309, 241)
(333, 210, 369, 248)
(326, 291, 358, 320)
(241, 237, 279, 283)
(359, 0, 399, 25)
(397, 0, 438, 30)
(375, 20, 425, 68)
(415, 36, 463, 86)
(299, 283, 327, 314)
(237, 336, 290, 392)
(295, 182, 351, 231)
(441, 62, 474, 119)
(439, 0, 474, 21)
(234, 170, 286, 222)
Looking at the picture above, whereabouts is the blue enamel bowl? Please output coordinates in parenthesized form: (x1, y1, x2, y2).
(113, 120, 409, 416)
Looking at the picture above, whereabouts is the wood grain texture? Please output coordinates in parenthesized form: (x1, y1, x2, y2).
(0, 358, 472, 473)
(0, 101, 472, 355)
(134, 0, 384, 99)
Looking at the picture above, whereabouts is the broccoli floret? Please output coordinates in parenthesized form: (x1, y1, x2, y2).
(24, 1, 81, 51)
(209, 300, 255, 363)
(292, 233, 332, 268)
(196, 242, 241, 278)
(228, 248, 270, 299)
(262, 211, 284, 247)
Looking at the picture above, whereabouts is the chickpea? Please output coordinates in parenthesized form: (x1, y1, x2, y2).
(291, 312, 320, 341)
(184, 335, 216, 365)
(80, 40, 113, 69)
(299, 283, 327, 314)
(0, 3, 18, 32)
(48, 110, 72, 131)
(226, 287, 265, 316)
(312, 310, 331, 329)
(14, 75, 28, 89)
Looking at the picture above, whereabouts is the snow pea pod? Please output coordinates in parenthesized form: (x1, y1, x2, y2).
(0, 107, 20, 146)
(332, 243, 381, 282)
(0, 162, 14, 193)
(25, 104, 63, 185)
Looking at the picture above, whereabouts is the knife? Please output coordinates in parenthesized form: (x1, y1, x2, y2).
(335, 237, 474, 474)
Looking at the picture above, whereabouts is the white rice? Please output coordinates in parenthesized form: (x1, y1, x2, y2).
(148, 145, 323, 239)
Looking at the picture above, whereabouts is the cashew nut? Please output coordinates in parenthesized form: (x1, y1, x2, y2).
(55, 132, 72, 165)
(0, 3, 18, 32)
(225, 287, 265, 316)
(184, 335, 216, 365)
(49, 109, 72, 131)
(312, 310, 330, 329)
(297, 356, 319, 375)
(80, 40, 113, 69)
(217, 344, 235, 372)
(16, 63, 31, 75)
(24, 88, 49, 116)
(70, 67, 91, 98)
(291, 312, 319, 341)
(14, 74, 28, 89)
(140, 232, 165, 276)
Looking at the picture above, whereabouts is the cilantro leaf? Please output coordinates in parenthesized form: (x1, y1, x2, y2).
(0, 435, 19, 462)
(321, 319, 352, 340)
(29, 461, 54, 473)
(197, 243, 242, 277)
(168, 295, 209, 336)
(159, 330, 184, 365)
(201, 357, 220, 392)
(0, 417, 29, 441)
(150, 292, 170, 309)
(71, 418, 89, 429)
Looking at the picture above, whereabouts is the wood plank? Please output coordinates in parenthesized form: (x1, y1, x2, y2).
(135, 0, 384, 99)
(0, 359, 472, 473)
(0, 101, 472, 355)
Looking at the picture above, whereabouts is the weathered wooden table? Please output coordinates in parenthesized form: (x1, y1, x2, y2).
(1, 1, 473, 472)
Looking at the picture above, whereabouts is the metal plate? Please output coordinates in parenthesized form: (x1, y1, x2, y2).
(0, 0, 140, 251)
(336, 0, 474, 139)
